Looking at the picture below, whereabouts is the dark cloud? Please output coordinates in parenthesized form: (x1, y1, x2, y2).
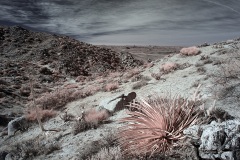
(0, 0, 240, 45)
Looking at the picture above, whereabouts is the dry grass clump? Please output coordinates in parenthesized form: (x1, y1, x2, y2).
(79, 130, 120, 159)
(25, 108, 57, 121)
(160, 62, 179, 74)
(180, 46, 201, 56)
(63, 83, 79, 89)
(70, 88, 95, 99)
(75, 75, 87, 82)
(6, 136, 60, 159)
(33, 88, 75, 109)
(131, 74, 143, 82)
(19, 85, 31, 97)
(82, 86, 102, 96)
(118, 95, 202, 157)
(109, 72, 122, 78)
(202, 101, 234, 123)
(70, 85, 101, 100)
(96, 77, 106, 84)
(84, 108, 110, 125)
(88, 146, 122, 160)
(73, 108, 110, 135)
(105, 82, 119, 92)
(151, 73, 162, 80)
(32, 85, 101, 110)
(197, 67, 206, 74)
(143, 62, 154, 68)
(125, 68, 142, 79)
(72, 120, 92, 135)
(131, 75, 151, 82)
(195, 62, 204, 67)
(60, 111, 75, 122)
(209, 51, 240, 106)
(132, 80, 148, 90)
(178, 62, 192, 70)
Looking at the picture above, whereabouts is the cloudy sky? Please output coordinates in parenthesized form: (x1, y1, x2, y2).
(0, 0, 240, 45)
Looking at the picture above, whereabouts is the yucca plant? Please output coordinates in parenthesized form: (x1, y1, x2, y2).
(118, 95, 202, 157)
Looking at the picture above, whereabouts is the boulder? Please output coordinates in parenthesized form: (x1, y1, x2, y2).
(184, 120, 240, 160)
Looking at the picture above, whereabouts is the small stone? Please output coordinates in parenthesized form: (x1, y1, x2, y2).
(221, 151, 234, 160)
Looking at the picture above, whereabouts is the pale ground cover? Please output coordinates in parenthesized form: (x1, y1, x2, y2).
(1, 40, 240, 159)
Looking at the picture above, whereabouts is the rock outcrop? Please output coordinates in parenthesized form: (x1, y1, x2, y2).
(184, 120, 240, 160)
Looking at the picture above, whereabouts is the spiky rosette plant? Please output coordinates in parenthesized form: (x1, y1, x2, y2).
(118, 95, 202, 157)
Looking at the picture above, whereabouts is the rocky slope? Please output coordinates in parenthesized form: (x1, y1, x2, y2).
(0, 26, 240, 160)
(0, 26, 141, 115)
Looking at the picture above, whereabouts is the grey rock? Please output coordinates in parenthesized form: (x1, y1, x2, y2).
(221, 151, 234, 160)
(7, 116, 28, 137)
(184, 120, 240, 160)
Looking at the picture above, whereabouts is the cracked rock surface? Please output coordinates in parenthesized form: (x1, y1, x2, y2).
(184, 120, 240, 160)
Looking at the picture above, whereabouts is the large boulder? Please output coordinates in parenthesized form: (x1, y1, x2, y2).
(184, 120, 240, 160)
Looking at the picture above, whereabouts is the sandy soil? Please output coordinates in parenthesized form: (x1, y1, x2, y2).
(99, 45, 183, 61)
(1, 27, 240, 159)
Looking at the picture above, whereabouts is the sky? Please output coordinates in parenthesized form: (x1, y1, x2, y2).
(0, 0, 240, 46)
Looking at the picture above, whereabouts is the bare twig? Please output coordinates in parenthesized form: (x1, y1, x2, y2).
(30, 78, 60, 132)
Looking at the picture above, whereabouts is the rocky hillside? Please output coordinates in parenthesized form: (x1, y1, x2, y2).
(0, 26, 141, 111)
(1, 26, 240, 160)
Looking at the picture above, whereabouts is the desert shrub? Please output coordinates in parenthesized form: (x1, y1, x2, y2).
(131, 75, 151, 82)
(19, 85, 31, 97)
(160, 62, 178, 74)
(88, 146, 122, 160)
(197, 67, 206, 74)
(203, 59, 213, 64)
(105, 82, 119, 92)
(204, 104, 234, 123)
(59, 111, 75, 122)
(33, 88, 75, 109)
(109, 72, 122, 78)
(96, 78, 106, 83)
(31, 85, 101, 111)
(191, 81, 200, 88)
(79, 138, 117, 160)
(70, 90, 85, 100)
(178, 62, 192, 70)
(84, 108, 110, 125)
(72, 120, 92, 135)
(212, 60, 222, 65)
(73, 108, 110, 135)
(142, 76, 152, 81)
(85, 86, 102, 95)
(180, 46, 201, 56)
(209, 51, 240, 113)
(76, 75, 87, 82)
(143, 62, 154, 68)
(101, 130, 118, 146)
(151, 73, 162, 80)
(25, 108, 57, 121)
(132, 80, 148, 90)
(63, 83, 79, 89)
(80, 86, 102, 98)
(7, 136, 60, 159)
(125, 68, 141, 79)
(199, 55, 209, 60)
(70, 86, 101, 100)
(195, 62, 204, 67)
(118, 95, 202, 157)
(131, 74, 143, 82)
